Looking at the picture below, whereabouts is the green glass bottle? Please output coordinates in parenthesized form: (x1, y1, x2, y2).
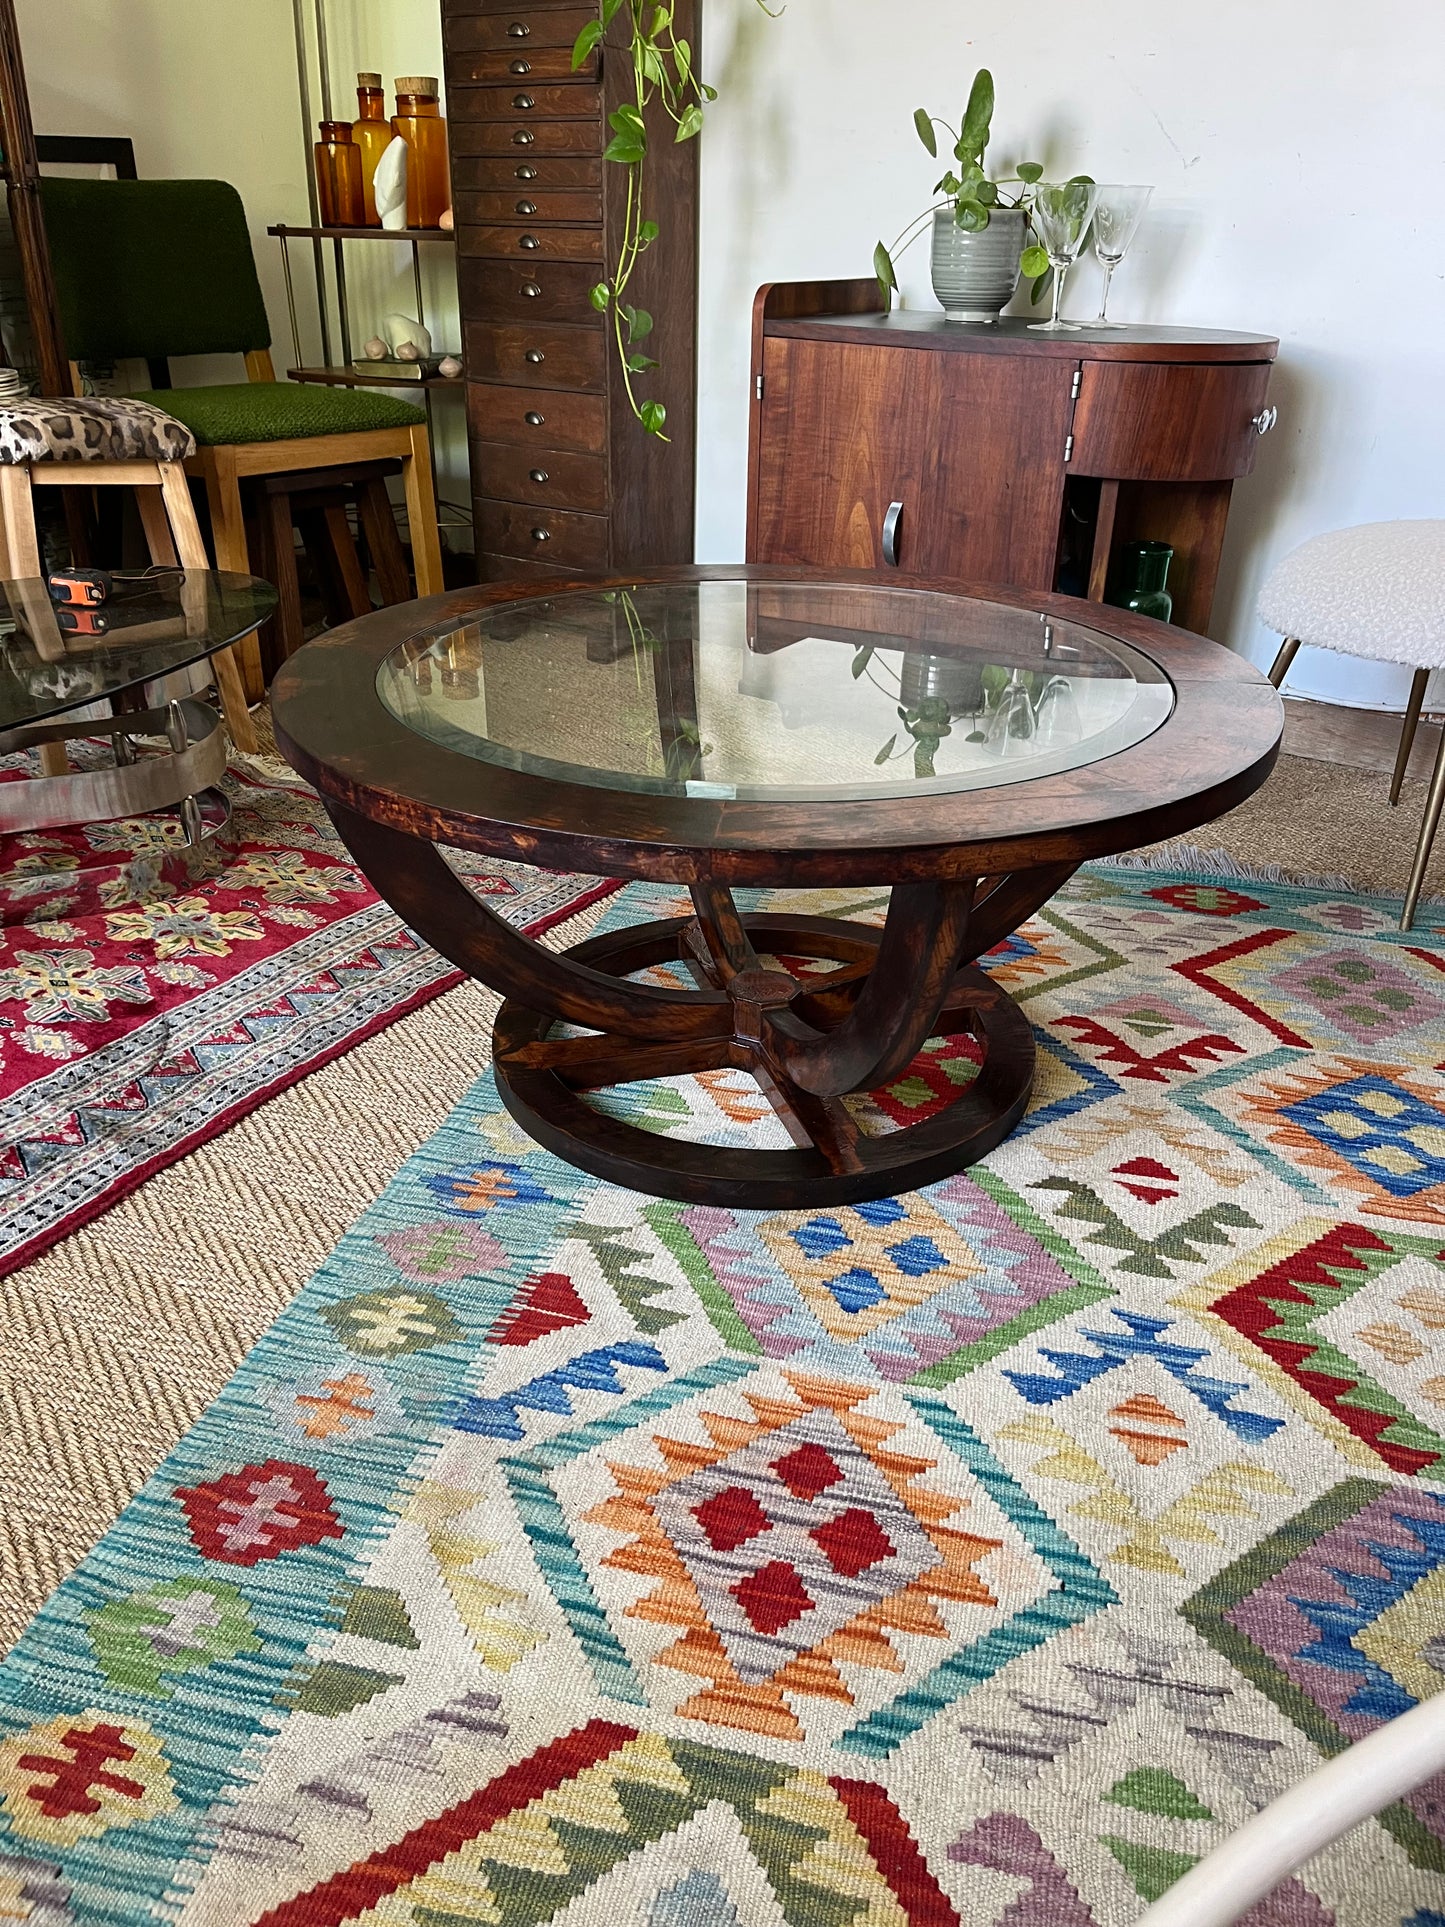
(1111, 539, 1174, 623)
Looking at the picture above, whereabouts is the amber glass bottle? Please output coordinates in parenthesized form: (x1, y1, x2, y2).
(352, 72, 389, 226)
(391, 76, 450, 228)
(314, 120, 365, 228)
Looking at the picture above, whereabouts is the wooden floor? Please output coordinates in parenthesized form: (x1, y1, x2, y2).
(1284, 695, 1440, 780)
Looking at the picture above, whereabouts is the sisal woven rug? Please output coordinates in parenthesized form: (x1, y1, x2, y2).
(0, 864, 1442, 1924)
(0, 751, 612, 1278)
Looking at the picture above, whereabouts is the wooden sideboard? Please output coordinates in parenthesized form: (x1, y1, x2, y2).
(745, 280, 1279, 634)
(442, 0, 697, 580)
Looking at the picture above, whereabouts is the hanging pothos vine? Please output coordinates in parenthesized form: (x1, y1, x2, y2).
(573, 0, 774, 438)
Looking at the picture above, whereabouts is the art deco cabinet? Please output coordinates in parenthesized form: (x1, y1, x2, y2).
(746, 279, 1279, 634)
(442, 0, 698, 580)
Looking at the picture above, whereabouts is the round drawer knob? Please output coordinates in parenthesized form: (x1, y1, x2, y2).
(524, 410, 546, 426)
(509, 57, 532, 74)
(1252, 404, 1278, 435)
(507, 21, 530, 35)
(524, 348, 545, 363)
(519, 233, 540, 250)
(515, 163, 538, 179)
(513, 92, 535, 108)
(521, 281, 542, 297)
(530, 468, 549, 484)
(516, 199, 537, 214)
(512, 129, 535, 145)
(532, 527, 551, 542)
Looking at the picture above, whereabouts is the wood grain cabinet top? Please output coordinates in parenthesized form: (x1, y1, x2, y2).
(747, 281, 1279, 636)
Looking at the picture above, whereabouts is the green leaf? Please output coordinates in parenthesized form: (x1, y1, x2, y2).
(957, 66, 994, 161)
(701, 81, 718, 101)
(852, 645, 875, 679)
(626, 352, 659, 372)
(1068, 173, 1096, 185)
(637, 218, 660, 246)
(589, 281, 612, 311)
(873, 240, 897, 310)
(640, 44, 665, 83)
(651, 4, 671, 30)
(640, 399, 667, 435)
(676, 102, 704, 140)
(874, 735, 897, 764)
(609, 104, 645, 135)
(976, 179, 999, 206)
(673, 35, 691, 82)
(954, 197, 990, 232)
(626, 306, 653, 339)
(936, 171, 960, 196)
(1016, 160, 1043, 183)
(601, 0, 624, 22)
(1020, 244, 1050, 277)
(571, 19, 605, 67)
(603, 133, 645, 163)
(913, 108, 938, 157)
(1030, 266, 1054, 306)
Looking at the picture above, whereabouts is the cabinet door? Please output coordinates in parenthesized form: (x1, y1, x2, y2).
(750, 337, 1075, 588)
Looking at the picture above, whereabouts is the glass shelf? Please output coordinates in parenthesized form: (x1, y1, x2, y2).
(287, 365, 464, 391)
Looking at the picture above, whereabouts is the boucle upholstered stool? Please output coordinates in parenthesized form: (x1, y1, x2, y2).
(0, 395, 256, 758)
(1259, 520, 1445, 929)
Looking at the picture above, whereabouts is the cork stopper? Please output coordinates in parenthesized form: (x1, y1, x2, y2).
(357, 71, 382, 88)
(394, 76, 438, 96)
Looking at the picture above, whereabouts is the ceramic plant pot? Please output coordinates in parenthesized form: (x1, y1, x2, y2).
(930, 204, 1024, 322)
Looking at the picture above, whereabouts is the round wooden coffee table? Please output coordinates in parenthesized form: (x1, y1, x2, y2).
(273, 566, 1281, 1207)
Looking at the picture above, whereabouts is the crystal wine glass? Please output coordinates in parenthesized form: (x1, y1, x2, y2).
(1090, 184, 1153, 326)
(1027, 181, 1100, 333)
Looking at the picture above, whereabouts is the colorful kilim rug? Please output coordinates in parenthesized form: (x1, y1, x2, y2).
(0, 754, 612, 1278)
(1, 865, 1444, 1925)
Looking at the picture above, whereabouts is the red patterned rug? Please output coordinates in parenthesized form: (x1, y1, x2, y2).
(0, 752, 614, 1278)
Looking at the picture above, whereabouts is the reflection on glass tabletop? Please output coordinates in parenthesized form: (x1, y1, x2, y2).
(376, 579, 1175, 802)
(0, 571, 276, 731)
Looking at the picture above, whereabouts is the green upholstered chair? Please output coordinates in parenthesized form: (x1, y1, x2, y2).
(39, 178, 444, 694)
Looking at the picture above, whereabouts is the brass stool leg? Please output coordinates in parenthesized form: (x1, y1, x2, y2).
(1402, 721, 1445, 930)
(1391, 668, 1430, 806)
(1267, 636, 1301, 688)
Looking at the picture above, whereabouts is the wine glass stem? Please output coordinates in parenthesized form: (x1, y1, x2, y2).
(1098, 259, 1116, 321)
(1050, 263, 1067, 329)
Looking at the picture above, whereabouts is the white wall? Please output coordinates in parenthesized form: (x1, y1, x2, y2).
(15, 0, 1445, 705)
(697, 0, 1445, 705)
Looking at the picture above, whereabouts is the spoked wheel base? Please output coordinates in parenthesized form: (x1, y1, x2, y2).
(492, 912, 1035, 1209)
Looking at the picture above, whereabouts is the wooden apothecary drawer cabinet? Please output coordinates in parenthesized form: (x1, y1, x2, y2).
(746, 280, 1279, 634)
(442, 0, 698, 580)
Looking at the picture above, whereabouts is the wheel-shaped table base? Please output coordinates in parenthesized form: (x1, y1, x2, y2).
(492, 912, 1036, 1207)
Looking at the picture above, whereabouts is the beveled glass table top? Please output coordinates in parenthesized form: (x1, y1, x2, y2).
(376, 580, 1174, 803)
(0, 571, 276, 730)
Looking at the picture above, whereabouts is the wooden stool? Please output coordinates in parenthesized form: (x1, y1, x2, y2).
(0, 396, 257, 756)
(251, 459, 411, 674)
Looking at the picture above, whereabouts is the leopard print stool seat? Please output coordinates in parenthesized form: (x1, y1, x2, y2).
(0, 396, 195, 466)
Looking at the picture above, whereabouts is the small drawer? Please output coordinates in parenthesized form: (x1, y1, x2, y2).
(478, 550, 586, 583)
(452, 153, 602, 192)
(468, 379, 607, 454)
(446, 43, 595, 83)
(450, 116, 602, 158)
(460, 81, 600, 120)
(458, 223, 602, 263)
(1070, 361, 1275, 482)
(460, 255, 603, 325)
(454, 186, 603, 224)
(445, 6, 595, 49)
(471, 436, 608, 510)
(477, 498, 610, 570)
(465, 321, 606, 389)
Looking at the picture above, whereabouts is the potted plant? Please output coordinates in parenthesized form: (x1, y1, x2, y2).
(874, 70, 1077, 323)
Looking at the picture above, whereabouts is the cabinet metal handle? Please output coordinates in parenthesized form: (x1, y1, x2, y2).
(1252, 404, 1278, 435)
(882, 499, 904, 567)
(509, 57, 531, 74)
(515, 163, 537, 178)
(516, 199, 537, 214)
(530, 468, 549, 484)
(512, 129, 535, 145)
(507, 21, 530, 35)
(524, 410, 546, 426)
(513, 92, 535, 108)
(532, 527, 551, 542)
(519, 233, 540, 249)
(521, 281, 541, 297)
(524, 348, 545, 363)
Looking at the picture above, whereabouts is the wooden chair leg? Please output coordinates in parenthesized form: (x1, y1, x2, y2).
(39, 742, 68, 776)
(1402, 722, 1445, 930)
(136, 483, 180, 567)
(358, 475, 410, 605)
(322, 501, 374, 617)
(264, 490, 307, 666)
(0, 464, 42, 575)
(196, 448, 264, 700)
(400, 422, 445, 596)
(1267, 636, 1301, 689)
(211, 644, 259, 754)
(1391, 668, 1430, 807)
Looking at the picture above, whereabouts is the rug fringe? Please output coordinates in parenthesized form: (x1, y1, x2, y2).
(1094, 840, 1445, 909)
